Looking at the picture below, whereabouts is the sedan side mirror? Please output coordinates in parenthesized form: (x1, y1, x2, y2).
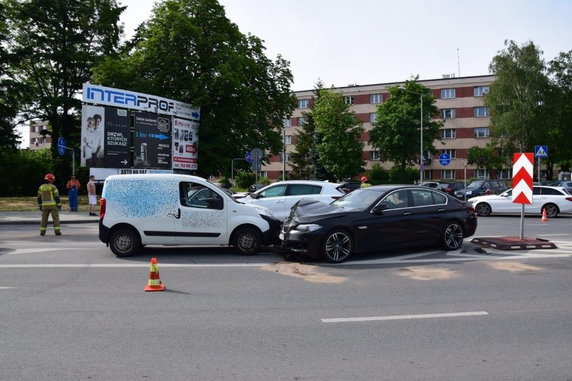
(372, 203, 389, 215)
(249, 192, 259, 199)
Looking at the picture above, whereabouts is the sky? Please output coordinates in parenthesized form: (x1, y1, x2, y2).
(119, 0, 571, 91)
(16, 0, 572, 147)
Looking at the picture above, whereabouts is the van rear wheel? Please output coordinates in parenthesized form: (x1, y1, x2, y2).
(231, 227, 262, 255)
(109, 227, 141, 257)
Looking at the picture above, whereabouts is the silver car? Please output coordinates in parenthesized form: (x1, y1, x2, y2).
(240, 180, 346, 220)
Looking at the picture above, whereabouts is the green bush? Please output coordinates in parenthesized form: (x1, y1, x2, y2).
(234, 171, 256, 188)
(389, 166, 418, 184)
(365, 164, 389, 185)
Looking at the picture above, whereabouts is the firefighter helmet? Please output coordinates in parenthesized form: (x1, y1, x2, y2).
(44, 173, 55, 182)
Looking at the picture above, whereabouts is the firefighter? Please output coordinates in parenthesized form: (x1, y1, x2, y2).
(38, 173, 62, 236)
(360, 176, 371, 188)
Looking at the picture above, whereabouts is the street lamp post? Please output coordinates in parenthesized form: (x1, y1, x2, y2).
(400, 87, 424, 183)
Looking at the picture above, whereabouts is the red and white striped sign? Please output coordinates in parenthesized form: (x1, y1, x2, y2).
(512, 153, 534, 204)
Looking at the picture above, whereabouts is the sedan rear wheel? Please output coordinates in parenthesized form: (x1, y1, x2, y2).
(475, 203, 492, 217)
(321, 229, 353, 263)
(441, 221, 464, 251)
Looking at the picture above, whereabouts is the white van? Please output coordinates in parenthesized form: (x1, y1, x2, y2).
(99, 174, 280, 256)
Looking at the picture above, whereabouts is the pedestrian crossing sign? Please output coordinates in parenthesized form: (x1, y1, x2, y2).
(534, 145, 548, 158)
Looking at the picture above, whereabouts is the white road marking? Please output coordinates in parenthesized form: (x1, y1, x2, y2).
(0, 287, 16, 290)
(322, 311, 489, 323)
(0, 263, 272, 269)
(4, 248, 64, 255)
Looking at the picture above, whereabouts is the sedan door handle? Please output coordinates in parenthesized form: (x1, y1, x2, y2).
(402, 212, 411, 216)
(437, 208, 445, 212)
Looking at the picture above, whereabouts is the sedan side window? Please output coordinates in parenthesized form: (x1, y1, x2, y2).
(382, 190, 409, 209)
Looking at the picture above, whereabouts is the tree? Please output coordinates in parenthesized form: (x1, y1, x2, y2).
(369, 79, 442, 172)
(289, 80, 335, 180)
(93, 0, 296, 178)
(0, 2, 20, 151)
(3, 0, 125, 179)
(467, 143, 507, 179)
(547, 51, 572, 173)
(485, 40, 551, 154)
(312, 88, 364, 181)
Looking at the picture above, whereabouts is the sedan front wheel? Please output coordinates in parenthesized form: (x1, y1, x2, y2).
(321, 229, 353, 263)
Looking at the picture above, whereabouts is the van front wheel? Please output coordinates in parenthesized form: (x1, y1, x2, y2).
(231, 227, 261, 255)
(109, 227, 141, 257)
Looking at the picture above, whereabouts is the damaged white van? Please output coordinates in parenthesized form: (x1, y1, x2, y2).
(99, 174, 280, 257)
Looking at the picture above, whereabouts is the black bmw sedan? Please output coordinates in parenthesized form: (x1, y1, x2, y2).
(276, 185, 477, 263)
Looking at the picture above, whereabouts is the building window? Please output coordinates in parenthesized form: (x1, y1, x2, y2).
(298, 99, 309, 109)
(474, 106, 490, 117)
(298, 117, 306, 125)
(369, 113, 377, 123)
(441, 170, 455, 180)
(369, 151, 381, 161)
(370, 93, 382, 104)
(283, 119, 291, 127)
(441, 88, 456, 99)
(441, 108, 456, 119)
(281, 153, 291, 162)
(475, 169, 489, 179)
(499, 169, 511, 179)
(474, 127, 490, 138)
(474, 86, 489, 97)
(441, 128, 456, 139)
(284, 135, 292, 145)
(440, 149, 456, 159)
(344, 96, 354, 105)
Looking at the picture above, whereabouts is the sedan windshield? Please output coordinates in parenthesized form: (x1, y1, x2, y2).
(331, 188, 381, 210)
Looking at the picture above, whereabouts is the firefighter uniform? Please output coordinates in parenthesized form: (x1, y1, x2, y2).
(38, 174, 62, 235)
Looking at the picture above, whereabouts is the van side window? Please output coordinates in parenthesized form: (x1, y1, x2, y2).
(179, 182, 223, 210)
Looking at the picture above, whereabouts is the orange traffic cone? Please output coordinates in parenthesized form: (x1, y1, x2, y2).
(540, 208, 548, 222)
(144, 257, 166, 292)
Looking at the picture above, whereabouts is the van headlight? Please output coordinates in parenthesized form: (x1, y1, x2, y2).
(296, 224, 322, 232)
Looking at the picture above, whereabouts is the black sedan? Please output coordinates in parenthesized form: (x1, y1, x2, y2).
(276, 185, 477, 263)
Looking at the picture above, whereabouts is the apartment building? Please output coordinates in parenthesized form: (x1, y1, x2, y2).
(28, 120, 51, 150)
(263, 74, 504, 182)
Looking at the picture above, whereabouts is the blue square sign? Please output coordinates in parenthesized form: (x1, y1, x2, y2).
(534, 145, 548, 158)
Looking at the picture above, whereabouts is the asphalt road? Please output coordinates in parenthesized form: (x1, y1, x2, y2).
(1, 217, 571, 380)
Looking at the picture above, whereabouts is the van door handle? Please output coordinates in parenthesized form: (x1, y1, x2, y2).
(176, 208, 181, 219)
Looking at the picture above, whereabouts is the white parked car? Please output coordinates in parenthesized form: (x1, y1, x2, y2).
(239, 180, 346, 220)
(469, 185, 572, 217)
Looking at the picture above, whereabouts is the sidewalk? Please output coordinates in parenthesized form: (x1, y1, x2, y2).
(0, 211, 99, 225)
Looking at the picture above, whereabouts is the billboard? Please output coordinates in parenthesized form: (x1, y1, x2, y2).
(172, 118, 199, 170)
(82, 83, 200, 172)
(134, 112, 172, 169)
